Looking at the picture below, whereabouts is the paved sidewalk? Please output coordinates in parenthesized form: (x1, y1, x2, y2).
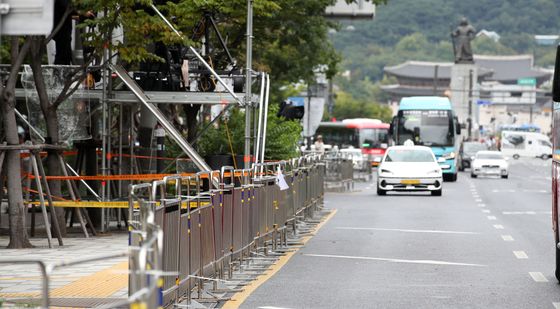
(0, 233, 128, 306)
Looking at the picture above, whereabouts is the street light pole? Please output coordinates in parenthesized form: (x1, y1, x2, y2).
(244, 0, 253, 168)
(468, 69, 473, 140)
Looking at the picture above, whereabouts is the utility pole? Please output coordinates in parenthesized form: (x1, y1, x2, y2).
(306, 85, 312, 149)
(244, 0, 253, 169)
(433, 65, 439, 96)
(468, 69, 473, 140)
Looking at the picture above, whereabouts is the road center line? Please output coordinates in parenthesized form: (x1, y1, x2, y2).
(476, 199, 483, 202)
(482, 210, 490, 213)
(487, 216, 497, 220)
(493, 225, 504, 229)
(513, 251, 528, 259)
(477, 203, 486, 207)
(304, 253, 486, 267)
(335, 227, 479, 234)
(501, 235, 514, 241)
(529, 272, 548, 282)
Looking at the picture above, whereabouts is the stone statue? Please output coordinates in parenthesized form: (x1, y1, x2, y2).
(451, 17, 476, 63)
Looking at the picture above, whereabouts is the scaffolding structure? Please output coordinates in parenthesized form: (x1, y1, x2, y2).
(1, 0, 272, 237)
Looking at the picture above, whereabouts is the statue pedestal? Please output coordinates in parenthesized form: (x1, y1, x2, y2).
(450, 63, 478, 130)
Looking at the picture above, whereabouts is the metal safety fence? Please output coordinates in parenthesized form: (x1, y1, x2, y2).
(324, 151, 354, 192)
(0, 201, 159, 309)
(128, 154, 325, 308)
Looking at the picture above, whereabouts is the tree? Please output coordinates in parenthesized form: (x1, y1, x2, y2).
(329, 91, 392, 122)
(1, 38, 33, 248)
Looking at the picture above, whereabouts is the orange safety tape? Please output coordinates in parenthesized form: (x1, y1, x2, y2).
(22, 187, 70, 201)
(106, 153, 192, 161)
(19, 150, 78, 159)
(22, 171, 255, 181)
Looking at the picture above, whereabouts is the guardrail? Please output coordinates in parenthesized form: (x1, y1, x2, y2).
(128, 154, 325, 308)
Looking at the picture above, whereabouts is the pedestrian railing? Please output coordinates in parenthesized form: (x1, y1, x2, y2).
(128, 154, 325, 308)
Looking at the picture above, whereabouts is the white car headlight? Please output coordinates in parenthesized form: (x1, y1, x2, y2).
(441, 152, 456, 160)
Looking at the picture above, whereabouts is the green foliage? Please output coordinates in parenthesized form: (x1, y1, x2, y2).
(329, 90, 392, 122)
(472, 36, 515, 55)
(264, 104, 302, 160)
(196, 106, 301, 160)
(332, 0, 560, 82)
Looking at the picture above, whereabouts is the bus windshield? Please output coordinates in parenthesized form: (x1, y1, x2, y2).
(397, 110, 454, 147)
(316, 126, 359, 148)
(360, 128, 389, 149)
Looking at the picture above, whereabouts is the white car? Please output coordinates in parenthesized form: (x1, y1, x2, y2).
(471, 151, 509, 179)
(377, 144, 443, 196)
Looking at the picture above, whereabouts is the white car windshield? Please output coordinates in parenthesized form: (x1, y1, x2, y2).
(385, 149, 434, 162)
(476, 153, 503, 160)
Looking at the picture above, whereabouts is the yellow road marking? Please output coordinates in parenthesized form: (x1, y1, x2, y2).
(222, 209, 338, 309)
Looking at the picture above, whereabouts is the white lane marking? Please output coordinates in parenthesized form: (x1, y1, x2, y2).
(482, 210, 491, 213)
(493, 224, 504, 229)
(501, 235, 514, 241)
(553, 302, 560, 309)
(492, 189, 516, 193)
(487, 216, 497, 220)
(513, 251, 528, 259)
(476, 199, 483, 202)
(335, 227, 478, 235)
(502, 211, 551, 215)
(477, 203, 486, 208)
(492, 189, 550, 194)
(529, 272, 548, 282)
(304, 253, 486, 267)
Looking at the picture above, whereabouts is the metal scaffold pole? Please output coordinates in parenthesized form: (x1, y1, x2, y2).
(244, 0, 254, 169)
(100, 25, 109, 232)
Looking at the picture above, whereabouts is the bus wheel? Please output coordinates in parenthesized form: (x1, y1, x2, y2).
(431, 189, 442, 196)
(556, 245, 560, 283)
(450, 173, 458, 182)
(513, 154, 520, 160)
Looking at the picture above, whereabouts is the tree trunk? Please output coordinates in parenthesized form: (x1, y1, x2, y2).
(1, 89, 32, 248)
(184, 104, 201, 143)
(30, 39, 67, 237)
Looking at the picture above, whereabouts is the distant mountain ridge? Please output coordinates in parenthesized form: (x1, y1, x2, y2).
(331, 0, 560, 82)
(334, 0, 560, 48)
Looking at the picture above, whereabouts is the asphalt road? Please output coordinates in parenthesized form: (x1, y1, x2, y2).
(239, 158, 560, 309)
